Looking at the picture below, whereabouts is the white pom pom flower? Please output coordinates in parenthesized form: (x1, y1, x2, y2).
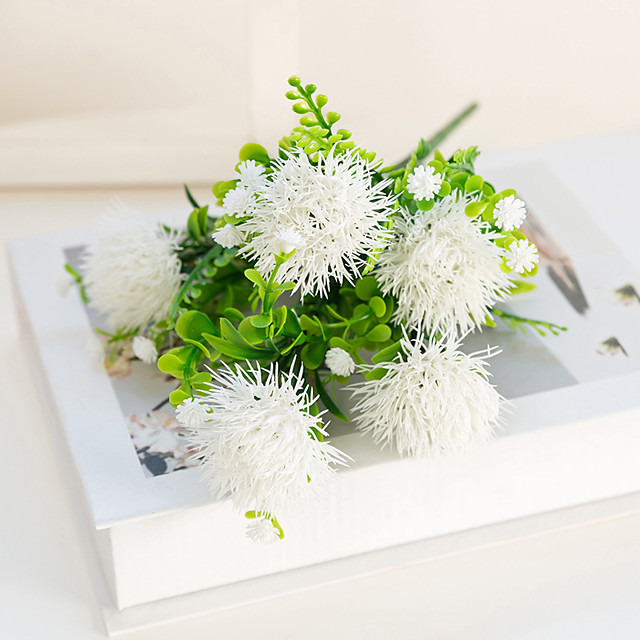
(239, 149, 395, 297)
(506, 238, 539, 274)
(237, 160, 267, 191)
(212, 224, 245, 249)
(245, 515, 282, 544)
(186, 361, 349, 516)
(493, 194, 527, 231)
(406, 164, 444, 201)
(175, 398, 212, 429)
(376, 195, 512, 334)
(325, 347, 356, 377)
(350, 332, 503, 456)
(82, 206, 183, 331)
(132, 336, 158, 365)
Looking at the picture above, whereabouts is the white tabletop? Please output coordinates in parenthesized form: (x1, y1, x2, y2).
(2, 129, 640, 639)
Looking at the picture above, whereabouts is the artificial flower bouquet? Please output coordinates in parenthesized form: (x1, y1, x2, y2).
(65, 76, 564, 544)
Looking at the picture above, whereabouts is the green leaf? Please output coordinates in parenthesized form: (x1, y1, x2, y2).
(371, 341, 402, 364)
(465, 201, 486, 218)
(202, 333, 272, 360)
(281, 308, 302, 337)
(281, 331, 306, 354)
(238, 143, 270, 165)
(169, 388, 190, 407)
(238, 317, 268, 344)
(176, 310, 216, 342)
(244, 268, 267, 289)
(328, 336, 352, 351)
(355, 275, 379, 301)
(464, 175, 484, 193)
(368, 296, 386, 318)
(182, 338, 210, 357)
(157, 353, 185, 378)
(365, 324, 392, 342)
(509, 279, 537, 295)
(183, 184, 200, 209)
(301, 341, 327, 370)
(314, 370, 349, 421)
(212, 179, 237, 201)
(249, 314, 272, 328)
(364, 367, 388, 381)
(223, 307, 245, 323)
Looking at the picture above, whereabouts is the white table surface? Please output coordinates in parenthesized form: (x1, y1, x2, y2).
(1, 127, 640, 639)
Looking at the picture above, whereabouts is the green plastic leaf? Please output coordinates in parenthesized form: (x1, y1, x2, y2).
(301, 341, 327, 370)
(222, 307, 245, 323)
(212, 179, 237, 200)
(249, 314, 272, 328)
(182, 338, 210, 357)
(244, 268, 267, 289)
(169, 388, 190, 406)
(202, 333, 271, 360)
(238, 143, 269, 165)
(364, 367, 388, 381)
(438, 181, 452, 197)
(355, 275, 379, 301)
(371, 341, 402, 364)
(328, 336, 352, 351)
(365, 324, 392, 342)
(464, 175, 484, 193)
(157, 353, 185, 378)
(465, 201, 486, 218)
(314, 370, 349, 421)
(176, 310, 216, 342)
(368, 296, 386, 318)
(238, 317, 268, 344)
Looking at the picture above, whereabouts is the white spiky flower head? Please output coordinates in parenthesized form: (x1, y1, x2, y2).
(212, 223, 245, 249)
(239, 148, 395, 297)
(350, 331, 503, 456)
(246, 515, 281, 544)
(82, 206, 183, 331)
(376, 195, 512, 334)
(132, 335, 158, 365)
(493, 194, 527, 231)
(175, 397, 212, 429)
(506, 238, 538, 274)
(406, 164, 444, 201)
(325, 347, 356, 377)
(186, 361, 349, 517)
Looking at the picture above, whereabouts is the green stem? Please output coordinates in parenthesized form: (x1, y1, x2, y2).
(168, 245, 219, 325)
(393, 102, 479, 169)
(492, 308, 567, 335)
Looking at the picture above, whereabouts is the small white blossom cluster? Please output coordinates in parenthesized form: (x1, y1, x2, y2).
(406, 164, 444, 201)
(213, 160, 268, 248)
(240, 149, 395, 297)
(177, 362, 349, 521)
(325, 347, 356, 377)
(132, 336, 158, 365)
(350, 332, 503, 456)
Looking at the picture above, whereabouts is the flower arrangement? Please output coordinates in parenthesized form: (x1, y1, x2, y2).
(63, 76, 565, 543)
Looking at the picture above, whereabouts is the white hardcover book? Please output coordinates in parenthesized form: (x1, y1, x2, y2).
(8, 156, 640, 635)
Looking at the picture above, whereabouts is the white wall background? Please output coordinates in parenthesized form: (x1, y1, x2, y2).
(1, 0, 639, 185)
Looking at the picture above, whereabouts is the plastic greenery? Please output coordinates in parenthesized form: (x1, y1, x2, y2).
(71, 75, 566, 542)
